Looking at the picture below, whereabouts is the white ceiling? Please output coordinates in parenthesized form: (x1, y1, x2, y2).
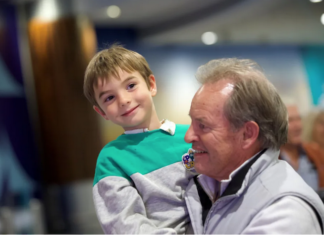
(9, 0, 324, 45)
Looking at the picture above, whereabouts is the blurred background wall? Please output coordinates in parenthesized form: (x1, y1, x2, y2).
(0, 0, 323, 233)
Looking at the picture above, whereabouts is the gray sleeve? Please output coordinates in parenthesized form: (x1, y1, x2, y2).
(241, 196, 322, 234)
(93, 176, 177, 234)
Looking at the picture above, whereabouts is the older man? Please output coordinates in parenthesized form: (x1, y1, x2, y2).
(184, 58, 324, 234)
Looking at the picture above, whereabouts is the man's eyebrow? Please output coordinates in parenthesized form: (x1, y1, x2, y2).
(98, 76, 137, 99)
(188, 114, 207, 122)
(196, 117, 207, 122)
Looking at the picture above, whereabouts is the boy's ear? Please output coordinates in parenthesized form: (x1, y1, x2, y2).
(149, 75, 157, 97)
(241, 121, 259, 150)
(93, 106, 109, 120)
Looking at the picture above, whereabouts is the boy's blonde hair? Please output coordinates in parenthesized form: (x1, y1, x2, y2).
(84, 44, 153, 110)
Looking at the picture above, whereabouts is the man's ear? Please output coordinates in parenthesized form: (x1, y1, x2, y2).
(241, 121, 259, 149)
(93, 106, 109, 120)
(148, 75, 157, 97)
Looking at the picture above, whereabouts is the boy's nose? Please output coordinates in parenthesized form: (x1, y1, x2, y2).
(119, 99, 130, 106)
(118, 93, 131, 106)
(184, 125, 198, 143)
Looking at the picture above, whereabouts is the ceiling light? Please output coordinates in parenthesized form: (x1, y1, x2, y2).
(201, 32, 217, 45)
(107, 5, 121, 18)
(321, 13, 324, 25)
(34, 0, 58, 22)
(310, 0, 322, 2)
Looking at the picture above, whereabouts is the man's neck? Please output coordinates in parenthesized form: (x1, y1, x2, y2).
(215, 146, 262, 181)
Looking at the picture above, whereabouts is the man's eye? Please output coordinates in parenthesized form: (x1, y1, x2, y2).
(127, 83, 136, 90)
(105, 95, 114, 102)
(199, 123, 205, 129)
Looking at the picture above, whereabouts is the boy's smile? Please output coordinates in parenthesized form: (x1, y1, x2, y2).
(121, 105, 140, 116)
(93, 69, 161, 131)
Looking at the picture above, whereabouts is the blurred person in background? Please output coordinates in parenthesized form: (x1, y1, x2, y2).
(280, 103, 324, 192)
(303, 109, 324, 149)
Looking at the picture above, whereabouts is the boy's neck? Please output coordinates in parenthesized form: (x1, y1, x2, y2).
(143, 108, 161, 131)
(124, 109, 161, 132)
(147, 111, 162, 131)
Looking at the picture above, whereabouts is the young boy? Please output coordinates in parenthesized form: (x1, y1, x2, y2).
(83, 45, 194, 234)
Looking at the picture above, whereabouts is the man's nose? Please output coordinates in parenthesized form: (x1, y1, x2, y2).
(185, 124, 197, 143)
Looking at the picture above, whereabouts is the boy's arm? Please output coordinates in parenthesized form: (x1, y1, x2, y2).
(93, 176, 177, 234)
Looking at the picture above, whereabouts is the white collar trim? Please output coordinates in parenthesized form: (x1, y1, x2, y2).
(123, 119, 176, 136)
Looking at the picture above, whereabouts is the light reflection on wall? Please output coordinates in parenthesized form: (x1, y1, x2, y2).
(34, 0, 59, 22)
(152, 55, 200, 124)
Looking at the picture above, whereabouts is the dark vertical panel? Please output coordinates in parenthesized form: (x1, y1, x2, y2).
(0, 2, 40, 184)
(0, 3, 24, 84)
(28, 17, 102, 184)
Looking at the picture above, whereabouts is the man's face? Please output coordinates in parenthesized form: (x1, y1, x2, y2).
(286, 105, 302, 146)
(93, 69, 157, 131)
(185, 80, 244, 181)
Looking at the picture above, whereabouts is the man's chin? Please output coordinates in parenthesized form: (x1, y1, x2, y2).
(289, 139, 302, 146)
(194, 163, 206, 175)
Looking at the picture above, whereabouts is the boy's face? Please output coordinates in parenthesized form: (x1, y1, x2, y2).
(93, 69, 157, 131)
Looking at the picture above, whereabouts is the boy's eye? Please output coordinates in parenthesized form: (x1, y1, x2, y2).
(127, 83, 136, 90)
(105, 95, 114, 102)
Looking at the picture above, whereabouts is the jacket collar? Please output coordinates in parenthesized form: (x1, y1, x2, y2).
(197, 148, 280, 199)
(221, 148, 267, 197)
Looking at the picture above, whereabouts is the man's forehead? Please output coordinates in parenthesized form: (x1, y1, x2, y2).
(188, 106, 209, 122)
(286, 105, 300, 115)
(221, 83, 234, 96)
(191, 86, 227, 118)
(194, 81, 234, 103)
